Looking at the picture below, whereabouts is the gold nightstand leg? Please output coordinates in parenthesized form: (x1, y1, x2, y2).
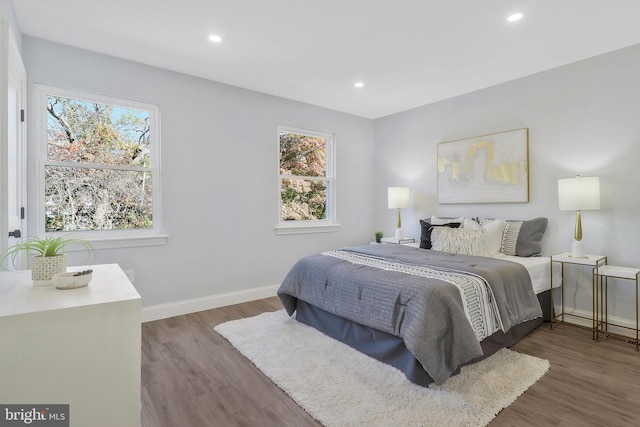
(550, 260, 555, 329)
(593, 269, 597, 341)
(636, 274, 639, 351)
(605, 277, 609, 333)
(561, 262, 565, 323)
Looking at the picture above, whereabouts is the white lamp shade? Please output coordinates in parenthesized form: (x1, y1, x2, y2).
(558, 176, 600, 211)
(388, 187, 410, 209)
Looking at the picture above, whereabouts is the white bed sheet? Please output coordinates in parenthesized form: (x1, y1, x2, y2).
(492, 254, 561, 294)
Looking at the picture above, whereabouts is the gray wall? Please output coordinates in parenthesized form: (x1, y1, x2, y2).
(22, 36, 375, 309)
(0, 0, 21, 51)
(20, 32, 640, 324)
(374, 43, 640, 322)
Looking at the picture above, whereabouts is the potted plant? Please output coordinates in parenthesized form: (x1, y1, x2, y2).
(375, 231, 384, 244)
(0, 235, 95, 286)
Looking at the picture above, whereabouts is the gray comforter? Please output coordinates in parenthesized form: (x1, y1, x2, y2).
(278, 244, 542, 384)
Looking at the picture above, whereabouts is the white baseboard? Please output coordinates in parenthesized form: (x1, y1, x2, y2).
(142, 284, 280, 323)
(554, 306, 639, 339)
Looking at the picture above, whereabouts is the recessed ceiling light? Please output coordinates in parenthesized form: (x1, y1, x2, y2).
(354, 82, 364, 88)
(209, 34, 223, 43)
(507, 12, 523, 22)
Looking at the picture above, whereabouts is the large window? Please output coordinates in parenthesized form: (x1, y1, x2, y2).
(35, 85, 165, 246)
(277, 126, 338, 234)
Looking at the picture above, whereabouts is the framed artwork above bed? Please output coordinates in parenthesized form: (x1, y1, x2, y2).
(437, 128, 529, 204)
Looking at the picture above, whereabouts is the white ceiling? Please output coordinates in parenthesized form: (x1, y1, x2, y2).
(12, 0, 640, 119)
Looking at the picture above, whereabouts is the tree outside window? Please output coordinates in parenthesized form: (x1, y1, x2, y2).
(35, 85, 161, 242)
(279, 127, 335, 224)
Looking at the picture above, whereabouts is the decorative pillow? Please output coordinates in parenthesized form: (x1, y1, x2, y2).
(468, 217, 506, 255)
(430, 227, 490, 257)
(478, 216, 548, 257)
(501, 221, 522, 256)
(430, 216, 465, 226)
(482, 218, 506, 255)
(419, 220, 461, 249)
(509, 217, 548, 257)
(462, 217, 480, 229)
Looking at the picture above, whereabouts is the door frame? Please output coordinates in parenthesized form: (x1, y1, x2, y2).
(1, 18, 28, 264)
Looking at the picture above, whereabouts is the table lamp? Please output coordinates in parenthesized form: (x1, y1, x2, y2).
(558, 176, 600, 258)
(388, 187, 410, 240)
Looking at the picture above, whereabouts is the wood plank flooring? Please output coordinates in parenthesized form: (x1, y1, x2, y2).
(141, 297, 640, 426)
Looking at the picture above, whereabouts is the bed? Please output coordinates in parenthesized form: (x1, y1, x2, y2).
(277, 216, 555, 386)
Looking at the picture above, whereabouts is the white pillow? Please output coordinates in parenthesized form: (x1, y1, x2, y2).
(457, 217, 504, 254)
(481, 218, 506, 255)
(430, 227, 490, 257)
(462, 217, 480, 229)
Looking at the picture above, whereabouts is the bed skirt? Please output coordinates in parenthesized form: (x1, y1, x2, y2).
(294, 289, 549, 387)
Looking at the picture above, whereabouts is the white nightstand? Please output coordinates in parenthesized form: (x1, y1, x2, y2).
(550, 252, 607, 339)
(593, 265, 640, 351)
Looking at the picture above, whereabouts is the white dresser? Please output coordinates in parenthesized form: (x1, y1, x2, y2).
(0, 264, 141, 427)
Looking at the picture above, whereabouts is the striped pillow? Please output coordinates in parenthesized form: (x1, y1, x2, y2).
(501, 221, 523, 256)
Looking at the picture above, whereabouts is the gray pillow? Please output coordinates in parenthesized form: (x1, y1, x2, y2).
(508, 217, 548, 257)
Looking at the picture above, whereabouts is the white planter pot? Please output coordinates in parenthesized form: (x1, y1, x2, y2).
(32, 254, 66, 286)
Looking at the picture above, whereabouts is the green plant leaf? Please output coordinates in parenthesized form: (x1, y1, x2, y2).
(0, 235, 95, 270)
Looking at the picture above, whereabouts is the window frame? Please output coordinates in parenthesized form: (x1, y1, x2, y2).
(33, 84, 167, 249)
(275, 126, 339, 235)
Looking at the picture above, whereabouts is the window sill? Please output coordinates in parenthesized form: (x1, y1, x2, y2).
(275, 223, 341, 236)
(70, 234, 170, 251)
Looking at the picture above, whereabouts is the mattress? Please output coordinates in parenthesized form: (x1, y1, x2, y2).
(493, 254, 560, 294)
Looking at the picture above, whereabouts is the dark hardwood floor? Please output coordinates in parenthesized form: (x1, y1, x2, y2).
(141, 297, 640, 426)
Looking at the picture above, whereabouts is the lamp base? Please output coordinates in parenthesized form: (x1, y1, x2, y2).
(570, 240, 587, 258)
(395, 228, 403, 240)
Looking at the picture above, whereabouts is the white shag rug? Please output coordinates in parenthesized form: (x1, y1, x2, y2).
(214, 310, 549, 427)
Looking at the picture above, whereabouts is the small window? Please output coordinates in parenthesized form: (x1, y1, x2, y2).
(277, 126, 338, 234)
(34, 85, 165, 246)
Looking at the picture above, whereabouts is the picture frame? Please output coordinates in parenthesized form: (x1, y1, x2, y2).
(437, 128, 529, 204)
